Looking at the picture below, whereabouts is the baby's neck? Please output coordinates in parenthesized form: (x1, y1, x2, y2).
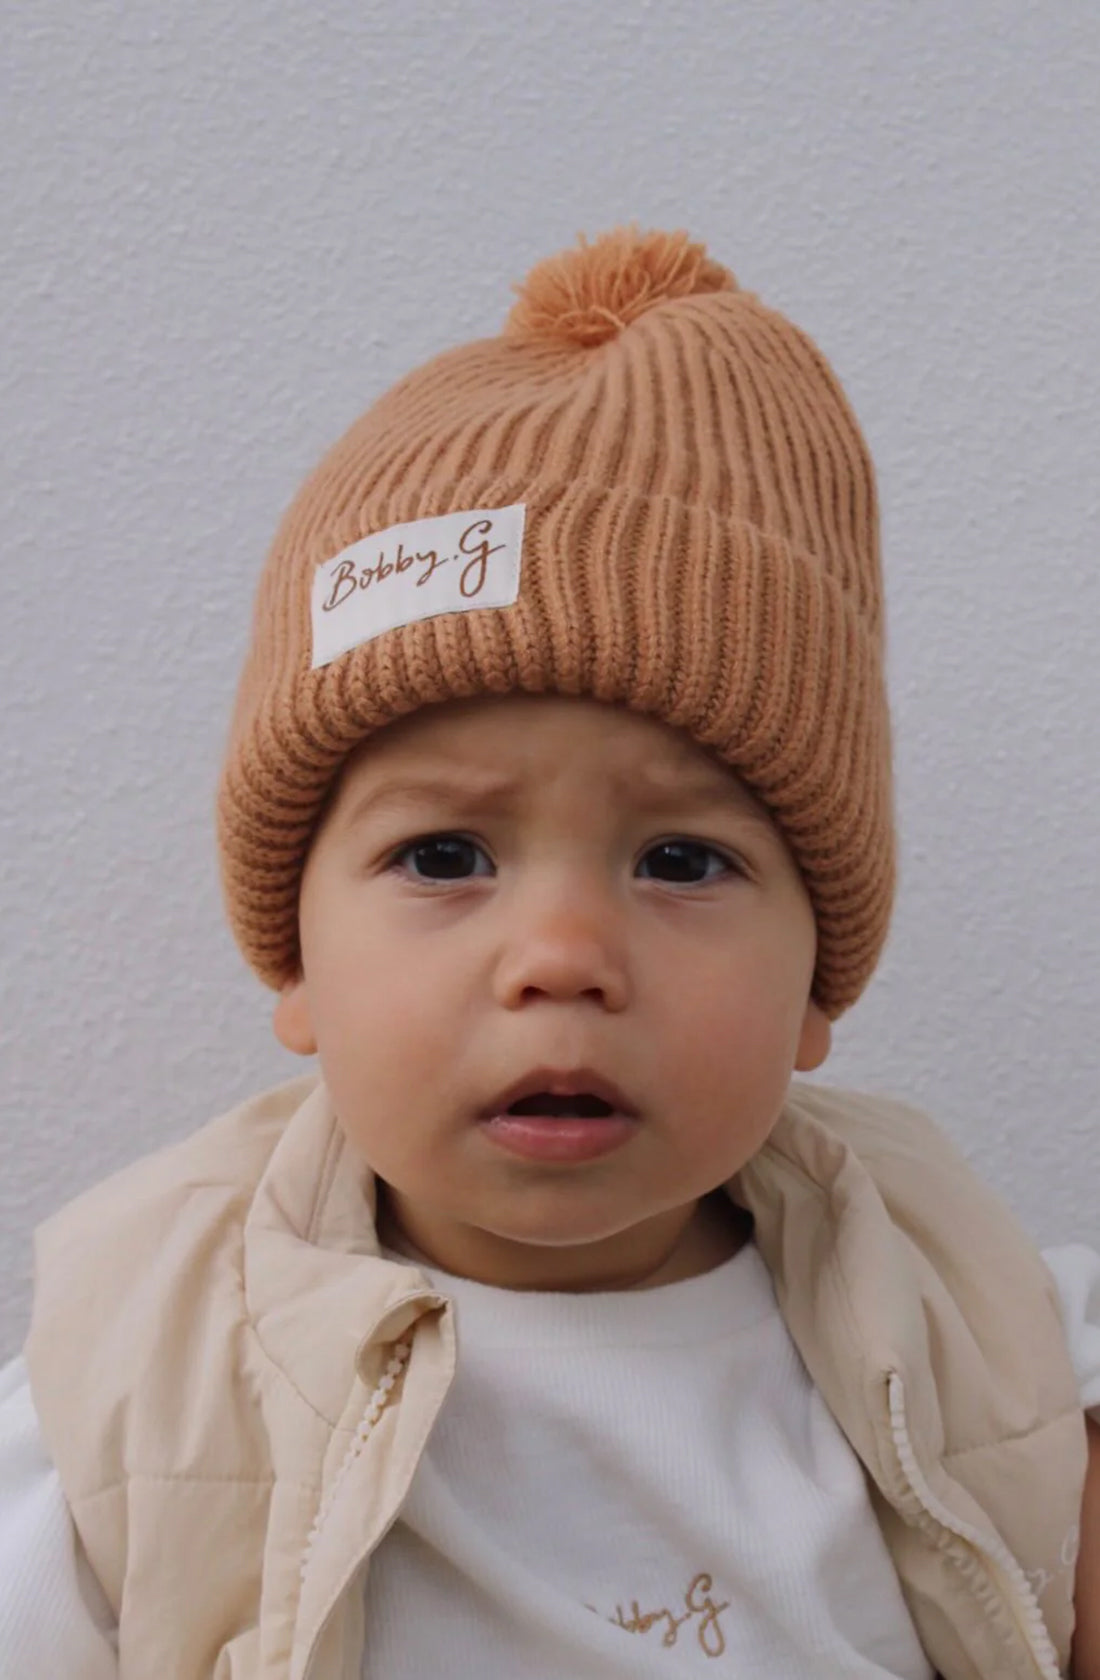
(630, 1192, 751, 1289)
(376, 1187, 751, 1293)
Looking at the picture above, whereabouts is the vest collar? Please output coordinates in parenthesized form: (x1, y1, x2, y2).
(243, 1079, 444, 1423)
(735, 1088, 947, 1490)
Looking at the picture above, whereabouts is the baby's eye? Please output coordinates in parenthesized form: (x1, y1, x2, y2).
(637, 840, 735, 884)
(387, 835, 737, 886)
(390, 833, 493, 882)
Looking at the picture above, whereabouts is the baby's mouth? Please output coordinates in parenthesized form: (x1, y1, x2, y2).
(480, 1067, 639, 1122)
(478, 1071, 639, 1163)
(504, 1092, 616, 1119)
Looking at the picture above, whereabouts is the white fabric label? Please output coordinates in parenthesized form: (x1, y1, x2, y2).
(310, 503, 526, 670)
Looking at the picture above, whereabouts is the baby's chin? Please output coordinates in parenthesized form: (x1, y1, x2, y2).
(465, 1195, 734, 1272)
(460, 1183, 688, 1250)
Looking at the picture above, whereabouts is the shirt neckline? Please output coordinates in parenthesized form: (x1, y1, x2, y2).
(379, 1240, 779, 1349)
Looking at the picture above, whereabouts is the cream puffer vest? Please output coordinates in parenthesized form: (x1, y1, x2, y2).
(25, 1079, 1086, 1680)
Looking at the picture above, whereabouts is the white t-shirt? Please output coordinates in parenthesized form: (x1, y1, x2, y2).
(1, 1243, 1098, 1679)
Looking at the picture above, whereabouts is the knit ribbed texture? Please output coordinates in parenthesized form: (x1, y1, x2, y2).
(217, 226, 894, 1015)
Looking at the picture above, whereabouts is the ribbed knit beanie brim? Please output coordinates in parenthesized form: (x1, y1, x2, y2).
(217, 227, 894, 1017)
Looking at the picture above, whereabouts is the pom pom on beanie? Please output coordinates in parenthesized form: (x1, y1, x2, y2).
(506, 225, 738, 347)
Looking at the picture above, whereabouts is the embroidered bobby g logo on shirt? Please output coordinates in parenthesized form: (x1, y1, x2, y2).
(586, 1571, 731, 1659)
(310, 502, 526, 670)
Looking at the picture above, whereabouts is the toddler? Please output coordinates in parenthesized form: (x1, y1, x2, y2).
(1, 226, 1098, 1679)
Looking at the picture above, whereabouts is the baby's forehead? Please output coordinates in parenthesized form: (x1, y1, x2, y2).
(335, 692, 769, 824)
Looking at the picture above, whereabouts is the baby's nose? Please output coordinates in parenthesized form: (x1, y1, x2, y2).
(492, 902, 630, 1012)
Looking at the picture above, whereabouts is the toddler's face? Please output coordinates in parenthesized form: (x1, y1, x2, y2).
(275, 694, 829, 1289)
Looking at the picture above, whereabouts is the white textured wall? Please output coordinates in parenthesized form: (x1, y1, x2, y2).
(3, 1, 1098, 1356)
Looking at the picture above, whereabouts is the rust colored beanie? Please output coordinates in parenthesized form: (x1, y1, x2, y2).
(217, 227, 894, 1017)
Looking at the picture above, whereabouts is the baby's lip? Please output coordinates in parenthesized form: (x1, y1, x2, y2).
(479, 1066, 640, 1120)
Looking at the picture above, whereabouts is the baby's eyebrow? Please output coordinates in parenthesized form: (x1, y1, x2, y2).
(340, 762, 776, 834)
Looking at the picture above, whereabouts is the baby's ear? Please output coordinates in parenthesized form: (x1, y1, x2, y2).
(795, 1000, 831, 1072)
(273, 975, 318, 1057)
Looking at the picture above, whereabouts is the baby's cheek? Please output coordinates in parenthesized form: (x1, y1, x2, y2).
(675, 986, 795, 1078)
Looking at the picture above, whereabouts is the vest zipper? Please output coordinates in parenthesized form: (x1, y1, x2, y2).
(886, 1372, 1062, 1680)
(298, 1336, 413, 1680)
(298, 1337, 412, 1592)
